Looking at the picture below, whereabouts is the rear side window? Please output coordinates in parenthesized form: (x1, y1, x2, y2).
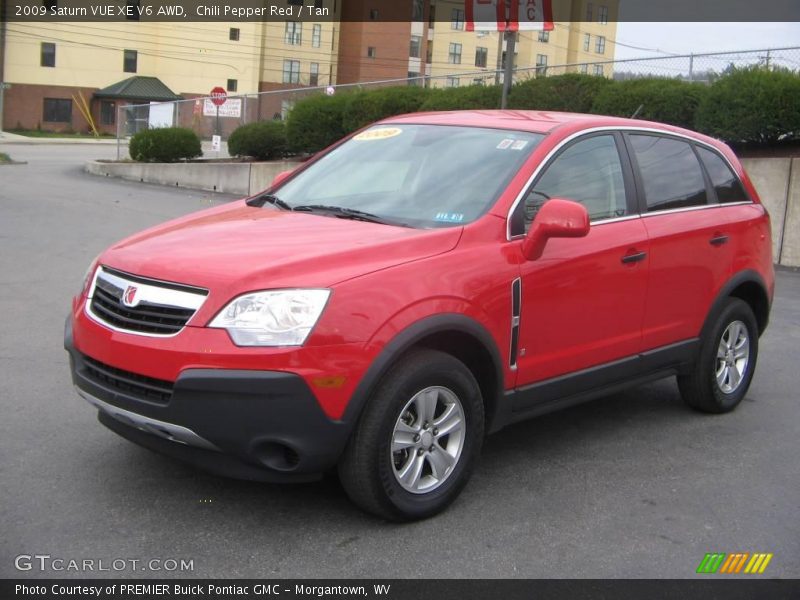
(521, 134, 627, 231)
(696, 147, 750, 204)
(630, 135, 708, 212)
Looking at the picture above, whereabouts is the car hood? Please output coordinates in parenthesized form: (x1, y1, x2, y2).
(99, 201, 462, 294)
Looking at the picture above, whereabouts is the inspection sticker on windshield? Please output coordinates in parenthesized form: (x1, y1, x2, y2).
(511, 140, 528, 150)
(354, 127, 403, 141)
(497, 139, 514, 150)
(434, 212, 465, 223)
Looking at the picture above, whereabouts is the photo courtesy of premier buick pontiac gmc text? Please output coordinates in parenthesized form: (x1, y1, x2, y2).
(65, 111, 774, 520)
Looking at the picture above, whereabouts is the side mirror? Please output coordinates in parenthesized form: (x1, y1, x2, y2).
(271, 169, 294, 187)
(521, 198, 590, 261)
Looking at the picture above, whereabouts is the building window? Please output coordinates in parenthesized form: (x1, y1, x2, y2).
(594, 64, 604, 76)
(475, 46, 488, 68)
(408, 72, 422, 86)
(536, 54, 548, 76)
(227, 79, 237, 92)
(283, 59, 300, 83)
(410, 35, 422, 58)
(595, 36, 606, 54)
(369, 8, 378, 20)
(451, 8, 464, 30)
(43, 98, 72, 123)
(310, 62, 319, 86)
(229, 28, 240, 41)
(583, 33, 591, 51)
(367, 46, 377, 58)
(446, 76, 460, 88)
(586, 2, 593, 21)
(426, 44, 433, 64)
(285, 21, 302, 45)
(40, 42, 55, 67)
(580, 64, 588, 74)
(448, 42, 462, 64)
(598, 5, 608, 24)
(312, 24, 321, 48)
(100, 101, 116, 126)
(412, 0, 424, 21)
(538, 30, 550, 43)
(123, 49, 137, 73)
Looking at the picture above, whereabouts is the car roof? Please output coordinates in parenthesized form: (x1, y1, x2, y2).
(382, 109, 703, 138)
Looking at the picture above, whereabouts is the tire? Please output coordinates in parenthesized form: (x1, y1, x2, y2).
(338, 349, 484, 521)
(678, 298, 759, 414)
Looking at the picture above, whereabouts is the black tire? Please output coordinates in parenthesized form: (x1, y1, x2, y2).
(678, 298, 759, 414)
(338, 349, 484, 521)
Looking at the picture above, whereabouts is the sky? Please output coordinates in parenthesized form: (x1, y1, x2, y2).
(614, 23, 800, 60)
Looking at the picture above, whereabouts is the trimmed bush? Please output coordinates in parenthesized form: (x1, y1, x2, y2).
(285, 93, 349, 154)
(342, 86, 430, 131)
(128, 127, 201, 163)
(418, 84, 502, 111)
(591, 78, 707, 129)
(508, 73, 612, 113)
(228, 120, 286, 160)
(695, 67, 800, 145)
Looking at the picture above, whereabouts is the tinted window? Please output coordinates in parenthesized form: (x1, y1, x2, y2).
(521, 134, 627, 232)
(630, 135, 707, 211)
(697, 147, 749, 204)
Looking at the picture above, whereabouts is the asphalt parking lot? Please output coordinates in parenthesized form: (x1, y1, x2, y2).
(1, 144, 798, 579)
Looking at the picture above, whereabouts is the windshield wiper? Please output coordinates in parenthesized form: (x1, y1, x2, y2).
(292, 204, 403, 226)
(246, 193, 292, 211)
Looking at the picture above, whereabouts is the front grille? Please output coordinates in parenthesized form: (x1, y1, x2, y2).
(83, 354, 174, 404)
(87, 267, 206, 336)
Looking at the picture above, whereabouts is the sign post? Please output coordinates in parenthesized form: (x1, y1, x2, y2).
(209, 86, 227, 140)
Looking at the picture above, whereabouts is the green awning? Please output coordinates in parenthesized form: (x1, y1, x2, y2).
(94, 76, 181, 102)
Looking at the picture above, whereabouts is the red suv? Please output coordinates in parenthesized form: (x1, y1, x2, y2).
(66, 111, 774, 520)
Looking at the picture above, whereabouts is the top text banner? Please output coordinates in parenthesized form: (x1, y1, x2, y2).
(3, 0, 800, 22)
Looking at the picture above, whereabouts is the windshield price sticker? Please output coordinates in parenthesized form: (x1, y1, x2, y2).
(354, 128, 403, 141)
(434, 212, 465, 223)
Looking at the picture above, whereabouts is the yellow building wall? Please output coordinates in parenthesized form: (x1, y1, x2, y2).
(259, 21, 340, 87)
(3, 22, 264, 95)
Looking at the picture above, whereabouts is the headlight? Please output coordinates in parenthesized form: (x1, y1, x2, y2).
(209, 289, 330, 347)
(81, 256, 100, 295)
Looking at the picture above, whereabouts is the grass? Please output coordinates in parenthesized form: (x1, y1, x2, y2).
(8, 129, 115, 139)
(0, 152, 11, 163)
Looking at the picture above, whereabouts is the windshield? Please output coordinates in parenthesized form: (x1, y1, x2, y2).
(274, 124, 544, 228)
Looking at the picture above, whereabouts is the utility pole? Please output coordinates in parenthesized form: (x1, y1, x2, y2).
(500, 30, 516, 109)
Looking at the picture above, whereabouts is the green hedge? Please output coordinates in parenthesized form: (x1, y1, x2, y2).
(228, 120, 286, 161)
(342, 86, 430, 132)
(508, 73, 612, 113)
(285, 93, 350, 154)
(695, 67, 800, 145)
(129, 127, 201, 163)
(418, 84, 501, 111)
(590, 78, 708, 129)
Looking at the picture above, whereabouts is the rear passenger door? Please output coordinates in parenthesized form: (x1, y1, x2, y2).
(625, 133, 734, 352)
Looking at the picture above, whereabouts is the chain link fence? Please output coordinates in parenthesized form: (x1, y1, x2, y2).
(116, 46, 800, 159)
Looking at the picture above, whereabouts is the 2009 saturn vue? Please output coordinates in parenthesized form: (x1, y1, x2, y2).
(66, 111, 773, 520)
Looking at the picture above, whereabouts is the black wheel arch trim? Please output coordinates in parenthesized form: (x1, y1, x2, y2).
(701, 269, 771, 341)
(342, 314, 506, 433)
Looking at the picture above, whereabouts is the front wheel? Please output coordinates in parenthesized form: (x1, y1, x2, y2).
(338, 349, 484, 521)
(678, 298, 759, 414)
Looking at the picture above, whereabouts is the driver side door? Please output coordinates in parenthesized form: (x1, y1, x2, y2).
(509, 132, 649, 411)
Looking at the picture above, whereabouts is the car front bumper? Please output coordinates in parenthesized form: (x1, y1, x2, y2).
(65, 318, 353, 482)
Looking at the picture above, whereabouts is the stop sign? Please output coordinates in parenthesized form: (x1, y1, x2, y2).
(210, 86, 227, 106)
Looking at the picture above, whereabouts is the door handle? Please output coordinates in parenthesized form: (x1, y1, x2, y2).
(621, 251, 647, 264)
(710, 234, 729, 246)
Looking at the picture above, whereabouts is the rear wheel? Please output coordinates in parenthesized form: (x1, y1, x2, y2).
(338, 349, 484, 521)
(678, 298, 759, 414)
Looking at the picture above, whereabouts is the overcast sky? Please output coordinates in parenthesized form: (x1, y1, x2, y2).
(614, 23, 800, 60)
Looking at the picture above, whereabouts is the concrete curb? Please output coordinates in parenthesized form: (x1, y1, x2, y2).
(85, 159, 302, 196)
